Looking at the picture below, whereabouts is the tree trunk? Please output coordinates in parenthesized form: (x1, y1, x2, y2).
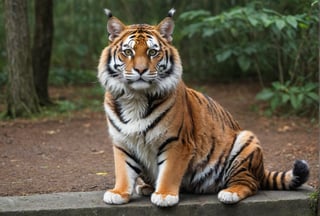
(32, 0, 54, 106)
(4, 0, 40, 117)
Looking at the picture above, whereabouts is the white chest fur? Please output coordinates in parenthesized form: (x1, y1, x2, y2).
(105, 93, 173, 182)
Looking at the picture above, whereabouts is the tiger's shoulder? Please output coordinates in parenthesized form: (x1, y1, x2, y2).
(184, 85, 240, 131)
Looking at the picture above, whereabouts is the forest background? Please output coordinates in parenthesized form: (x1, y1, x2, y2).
(0, 0, 318, 118)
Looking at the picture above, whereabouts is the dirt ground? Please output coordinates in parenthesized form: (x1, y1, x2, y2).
(0, 83, 318, 196)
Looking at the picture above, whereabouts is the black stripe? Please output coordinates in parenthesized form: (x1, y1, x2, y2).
(265, 171, 271, 189)
(108, 118, 121, 132)
(136, 28, 151, 34)
(229, 167, 247, 179)
(224, 135, 253, 176)
(190, 91, 202, 104)
(165, 50, 169, 65)
(205, 144, 215, 163)
(247, 151, 255, 171)
(143, 102, 174, 133)
(185, 92, 196, 139)
(157, 137, 177, 156)
(159, 52, 174, 78)
(160, 68, 173, 78)
(115, 146, 139, 165)
(227, 150, 255, 179)
(157, 122, 183, 156)
(189, 171, 197, 185)
(106, 49, 119, 78)
(196, 167, 215, 186)
(144, 94, 167, 118)
(214, 151, 225, 174)
(113, 99, 129, 124)
(202, 94, 214, 114)
(213, 151, 227, 185)
(280, 171, 287, 190)
(272, 172, 279, 189)
(228, 177, 257, 190)
(126, 161, 141, 174)
(202, 93, 212, 104)
(215, 136, 237, 185)
(256, 159, 264, 180)
(114, 63, 123, 70)
(225, 111, 240, 130)
(195, 144, 215, 170)
(157, 159, 166, 166)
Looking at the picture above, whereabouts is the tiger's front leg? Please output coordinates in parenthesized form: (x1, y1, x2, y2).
(103, 145, 140, 205)
(151, 143, 191, 207)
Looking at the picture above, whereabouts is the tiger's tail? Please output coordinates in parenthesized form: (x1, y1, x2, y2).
(261, 160, 309, 190)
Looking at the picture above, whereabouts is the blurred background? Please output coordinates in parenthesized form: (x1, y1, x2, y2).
(0, 0, 318, 118)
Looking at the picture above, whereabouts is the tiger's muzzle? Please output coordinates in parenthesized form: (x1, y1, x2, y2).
(124, 69, 158, 90)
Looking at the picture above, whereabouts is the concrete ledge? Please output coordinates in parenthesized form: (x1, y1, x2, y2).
(0, 186, 315, 216)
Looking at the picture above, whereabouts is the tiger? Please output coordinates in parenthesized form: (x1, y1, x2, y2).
(97, 8, 310, 207)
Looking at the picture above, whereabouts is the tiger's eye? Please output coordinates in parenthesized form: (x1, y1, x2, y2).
(148, 49, 158, 57)
(123, 49, 133, 56)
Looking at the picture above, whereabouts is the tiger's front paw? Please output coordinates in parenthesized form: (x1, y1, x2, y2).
(217, 190, 240, 204)
(103, 190, 130, 205)
(151, 192, 179, 207)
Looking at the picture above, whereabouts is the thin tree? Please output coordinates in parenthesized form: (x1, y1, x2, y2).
(4, 0, 40, 117)
(32, 0, 54, 106)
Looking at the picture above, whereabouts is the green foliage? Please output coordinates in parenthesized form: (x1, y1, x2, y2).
(49, 68, 97, 85)
(179, 2, 318, 84)
(55, 100, 77, 113)
(0, 85, 104, 120)
(309, 189, 319, 215)
(256, 81, 319, 116)
(0, 69, 7, 86)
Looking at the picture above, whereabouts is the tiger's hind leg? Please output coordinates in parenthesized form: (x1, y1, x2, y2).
(218, 130, 264, 204)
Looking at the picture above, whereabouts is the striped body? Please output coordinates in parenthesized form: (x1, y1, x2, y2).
(98, 9, 309, 207)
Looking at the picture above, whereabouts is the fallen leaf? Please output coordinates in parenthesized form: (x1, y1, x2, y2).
(277, 125, 291, 132)
(45, 129, 60, 135)
(96, 172, 108, 176)
(91, 150, 105, 155)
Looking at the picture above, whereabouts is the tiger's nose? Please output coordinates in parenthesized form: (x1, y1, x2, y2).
(133, 67, 148, 74)
(133, 56, 148, 74)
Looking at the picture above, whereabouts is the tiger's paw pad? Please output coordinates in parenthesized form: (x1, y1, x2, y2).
(151, 193, 179, 207)
(218, 190, 240, 204)
(135, 184, 154, 196)
(103, 191, 129, 205)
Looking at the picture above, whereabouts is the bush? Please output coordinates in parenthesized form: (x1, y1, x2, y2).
(256, 81, 319, 116)
(179, 2, 318, 84)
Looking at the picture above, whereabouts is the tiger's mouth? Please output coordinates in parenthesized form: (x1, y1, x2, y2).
(124, 70, 158, 90)
(128, 79, 152, 90)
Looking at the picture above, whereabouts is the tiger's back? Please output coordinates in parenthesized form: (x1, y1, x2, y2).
(98, 8, 309, 207)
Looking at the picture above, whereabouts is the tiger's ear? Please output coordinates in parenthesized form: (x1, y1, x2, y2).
(157, 8, 175, 43)
(104, 9, 125, 41)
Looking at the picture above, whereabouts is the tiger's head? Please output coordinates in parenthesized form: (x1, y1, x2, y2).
(98, 9, 182, 96)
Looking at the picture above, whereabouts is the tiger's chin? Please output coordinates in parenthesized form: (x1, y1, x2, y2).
(129, 80, 152, 91)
